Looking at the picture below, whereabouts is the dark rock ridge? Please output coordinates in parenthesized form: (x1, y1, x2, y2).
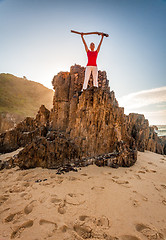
(0, 64, 165, 170)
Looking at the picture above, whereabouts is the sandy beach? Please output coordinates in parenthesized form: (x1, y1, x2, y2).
(0, 151, 166, 240)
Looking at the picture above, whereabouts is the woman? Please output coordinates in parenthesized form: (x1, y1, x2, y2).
(81, 32, 104, 91)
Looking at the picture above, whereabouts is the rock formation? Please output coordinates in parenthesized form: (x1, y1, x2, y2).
(0, 64, 165, 170)
(126, 113, 165, 154)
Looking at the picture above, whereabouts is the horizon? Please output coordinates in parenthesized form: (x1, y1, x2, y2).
(0, 0, 166, 125)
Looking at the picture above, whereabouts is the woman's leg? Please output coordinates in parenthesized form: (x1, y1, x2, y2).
(92, 66, 98, 87)
(82, 66, 92, 90)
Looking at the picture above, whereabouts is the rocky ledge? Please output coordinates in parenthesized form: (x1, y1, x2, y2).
(0, 65, 165, 170)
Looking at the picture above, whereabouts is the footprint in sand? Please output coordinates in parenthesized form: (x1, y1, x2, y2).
(138, 170, 146, 174)
(79, 215, 110, 229)
(5, 211, 22, 223)
(0, 194, 9, 206)
(147, 162, 157, 167)
(20, 192, 32, 200)
(50, 195, 62, 205)
(149, 169, 157, 173)
(65, 193, 85, 206)
(91, 186, 105, 191)
(39, 219, 58, 238)
(11, 220, 34, 239)
(39, 219, 58, 229)
(120, 235, 141, 240)
(81, 173, 88, 176)
(9, 185, 26, 193)
(22, 181, 31, 188)
(112, 179, 130, 187)
(134, 174, 142, 180)
(135, 223, 165, 239)
(58, 200, 66, 214)
(73, 223, 92, 239)
(74, 215, 110, 239)
(24, 200, 36, 214)
(112, 176, 119, 179)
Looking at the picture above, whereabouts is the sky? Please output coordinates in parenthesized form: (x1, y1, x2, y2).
(0, 0, 166, 125)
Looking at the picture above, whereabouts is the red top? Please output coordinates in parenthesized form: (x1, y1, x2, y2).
(87, 50, 98, 66)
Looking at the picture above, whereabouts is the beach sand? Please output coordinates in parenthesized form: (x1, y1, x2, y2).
(0, 151, 166, 240)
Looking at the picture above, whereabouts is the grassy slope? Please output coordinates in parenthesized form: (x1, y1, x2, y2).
(0, 73, 54, 117)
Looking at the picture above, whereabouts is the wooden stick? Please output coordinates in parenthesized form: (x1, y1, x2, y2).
(71, 30, 109, 37)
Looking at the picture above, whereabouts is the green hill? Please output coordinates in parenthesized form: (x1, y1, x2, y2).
(0, 73, 54, 117)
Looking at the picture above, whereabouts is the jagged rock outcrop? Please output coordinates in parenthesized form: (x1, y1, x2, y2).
(0, 64, 164, 170)
(50, 65, 136, 159)
(160, 136, 166, 154)
(147, 126, 164, 154)
(0, 105, 49, 153)
(11, 131, 81, 169)
(50, 65, 109, 131)
(125, 113, 149, 152)
(126, 113, 165, 154)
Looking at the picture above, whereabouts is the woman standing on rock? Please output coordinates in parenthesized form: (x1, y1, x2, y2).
(81, 33, 105, 91)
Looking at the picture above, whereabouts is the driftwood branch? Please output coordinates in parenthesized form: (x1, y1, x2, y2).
(71, 30, 109, 37)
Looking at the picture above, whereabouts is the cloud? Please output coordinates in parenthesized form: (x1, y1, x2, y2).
(118, 86, 166, 125)
(118, 86, 166, 110)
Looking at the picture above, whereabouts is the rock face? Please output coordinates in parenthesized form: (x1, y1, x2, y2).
(50, 65, 109, 131)
(147, 127, 165, 154)
(0, 105, 49, 153)
(12, 131, 81, 169)
(126, 113, 165, 155)
(126, 113, 149, 152)
(0, 64, 165, 170)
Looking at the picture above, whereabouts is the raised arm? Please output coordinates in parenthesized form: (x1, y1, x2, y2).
(81, 33, 88, 53)
(97, 33, 104, 53)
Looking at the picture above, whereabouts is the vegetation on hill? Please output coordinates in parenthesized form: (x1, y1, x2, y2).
(0, 73, 54, 117)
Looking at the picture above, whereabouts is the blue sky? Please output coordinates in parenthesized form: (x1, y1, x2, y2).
(0, 0, 166, 124)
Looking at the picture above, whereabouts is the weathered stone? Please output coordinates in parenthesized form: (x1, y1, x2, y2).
(125, 113, 149, 152)
(125, 114, 165, 154)
(147, 126, 164, 154)
(11, 131, 81, 169)
(0, 105, 50, 153)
